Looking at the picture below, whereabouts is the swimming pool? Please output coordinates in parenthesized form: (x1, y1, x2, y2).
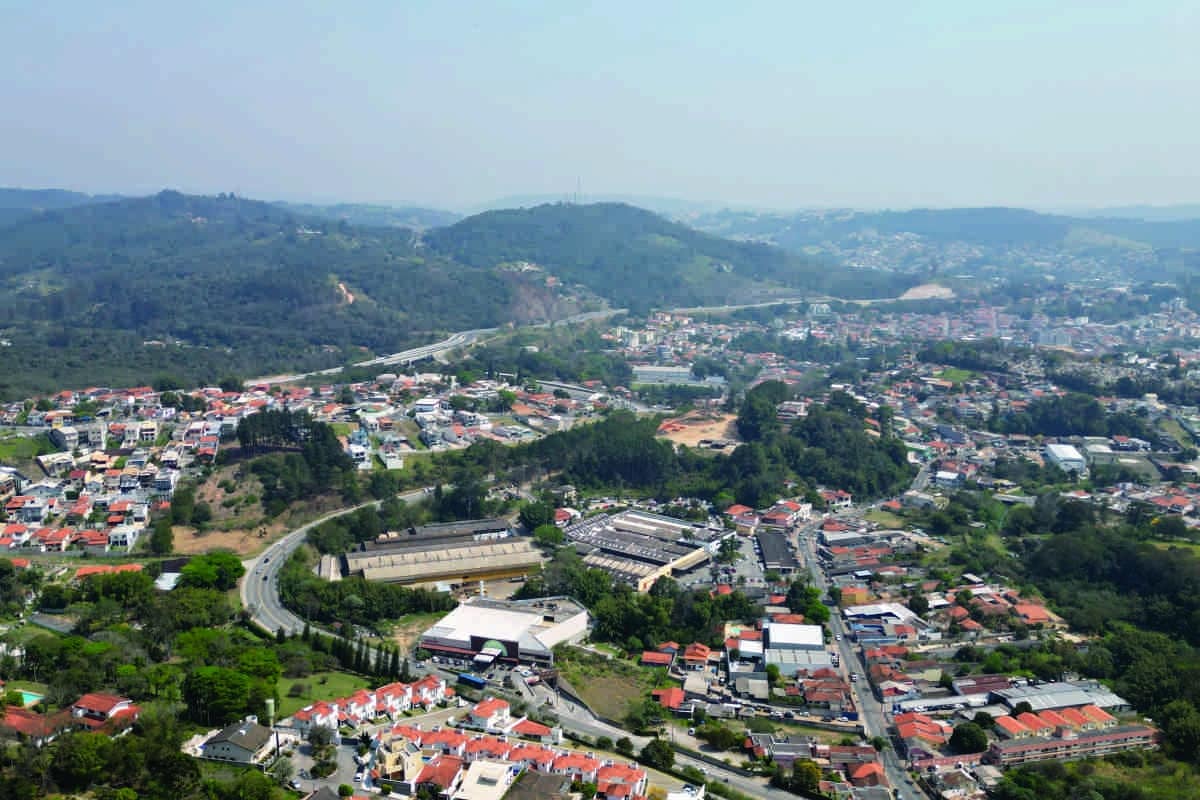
(19, 691, 42, 706)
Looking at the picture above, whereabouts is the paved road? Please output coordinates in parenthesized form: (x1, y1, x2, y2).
(240, 487, 431, 636)
(800, 530, 927, 800)
(534, 685, 792, 799)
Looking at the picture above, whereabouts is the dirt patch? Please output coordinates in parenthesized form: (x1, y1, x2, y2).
(899, 283, 955, 300)
(390, 612, 448, 654)
(657, 411, 741, 449)
(173, 462, 343, 557)
(172, 522, 285, 556)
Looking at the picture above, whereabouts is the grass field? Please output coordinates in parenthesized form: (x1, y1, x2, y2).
(864, 509, 906, 529)
(1158, 417, 1195, 450)
(936, 368, 976, 384)
(276, 670, 372, 718)
(0, 432, 54, 465)
(1151, 540, 1200, 557)
(556, 648, 671, 721)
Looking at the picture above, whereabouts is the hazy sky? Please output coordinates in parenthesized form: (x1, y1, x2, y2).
(2, 1, 1198, 211)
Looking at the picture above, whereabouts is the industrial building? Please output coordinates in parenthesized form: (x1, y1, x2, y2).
(990, 681, 1130, 713)
(561, 509, 719, 592)
(341, 518, 540, 590)
(762, 621, 833, 672)
(418, 596, 589, 667)
(344, 540, 543, 589)
(756, 531, 801, 574)
(1045, 443, 1087, 475)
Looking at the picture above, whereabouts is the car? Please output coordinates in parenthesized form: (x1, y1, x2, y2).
(834, 634, 842, 641)
(687, 727, 696, 736)
(263, 556, 270, 563)
(261, 574, 268, 581)
(289, 779, 302, 790)
(354, 771, 364, 782)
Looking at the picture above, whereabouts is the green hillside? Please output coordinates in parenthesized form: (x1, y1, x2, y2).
(424, 202, 912, 311)
(0, 193, 908, 398)
(0, 192, 561, 397)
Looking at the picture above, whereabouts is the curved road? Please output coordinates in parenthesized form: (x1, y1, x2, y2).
(240, 487, 430, 635)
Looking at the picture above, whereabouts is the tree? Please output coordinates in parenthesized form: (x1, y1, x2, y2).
(765, 664, 781, 687)
(148, 516, 174, 555)
(949, 721, 989, 754)
(272, 756, 296, 785)
(308, 725, 335, 748)
(338, 785, 355, 797)
(908, 593, 930, 616)
(595, 736, 614, 751)
(639, 738, 674, 771)
(792, 758, 820, 796)
(519, 501, 556, 530)
(615, 737, 635, 757)
(533, 524, 565, 548)
(180, 551, 245, 590)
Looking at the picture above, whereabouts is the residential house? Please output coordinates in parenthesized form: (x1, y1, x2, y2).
(469, 698, 511, 731)
(201, 720, 275, 765)
(71, 693, 139, 729)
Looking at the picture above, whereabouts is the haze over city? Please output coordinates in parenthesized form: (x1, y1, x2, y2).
(3, 1, 1198, 211)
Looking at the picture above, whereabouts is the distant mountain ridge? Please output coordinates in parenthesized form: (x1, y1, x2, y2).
(273, 201, 459, 230)
(0, 187, 124, 226)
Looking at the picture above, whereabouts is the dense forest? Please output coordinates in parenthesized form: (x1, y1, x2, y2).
(0, 192, 564, 397)
(987, 392, 1158, 440)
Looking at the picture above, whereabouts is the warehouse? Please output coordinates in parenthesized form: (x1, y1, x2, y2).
(371, 518, 512, 550)
(990, 681, 1130, 713)
(345, 540, 543, 589)
(418, 596, 589, 667)
(562, 509, 716, 591)
(756, 531, 801, 574)
(1045, 443, 1087, 475)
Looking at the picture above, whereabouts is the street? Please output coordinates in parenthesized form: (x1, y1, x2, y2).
(800, 526, 927, 800)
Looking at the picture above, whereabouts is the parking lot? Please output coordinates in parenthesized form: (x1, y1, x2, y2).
(714, 534, 767, 586)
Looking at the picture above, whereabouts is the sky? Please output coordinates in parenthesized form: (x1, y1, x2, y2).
(1, 1, 1198, 211)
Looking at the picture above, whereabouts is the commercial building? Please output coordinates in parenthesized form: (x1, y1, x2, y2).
(419, 596, 589, 667)
(562, 510, 717, 592)
(762, 621, 832, 672)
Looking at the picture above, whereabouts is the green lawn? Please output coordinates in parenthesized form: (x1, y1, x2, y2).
(864, 509, 905, 529)
(1151, 540, 1200, 557)
(0, 432, 54, 464)
(276, 670, 372, 718)
(1159, 417, 1195, 450)
(330, 422, 355, 438)
(936, 368, 975, 384)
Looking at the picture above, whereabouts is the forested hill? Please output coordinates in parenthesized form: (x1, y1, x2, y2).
(0, 191, 573, 398)
(0, 192, 909, 398)
(0, 187, 123, 226)
(423, 202, 913, 311)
